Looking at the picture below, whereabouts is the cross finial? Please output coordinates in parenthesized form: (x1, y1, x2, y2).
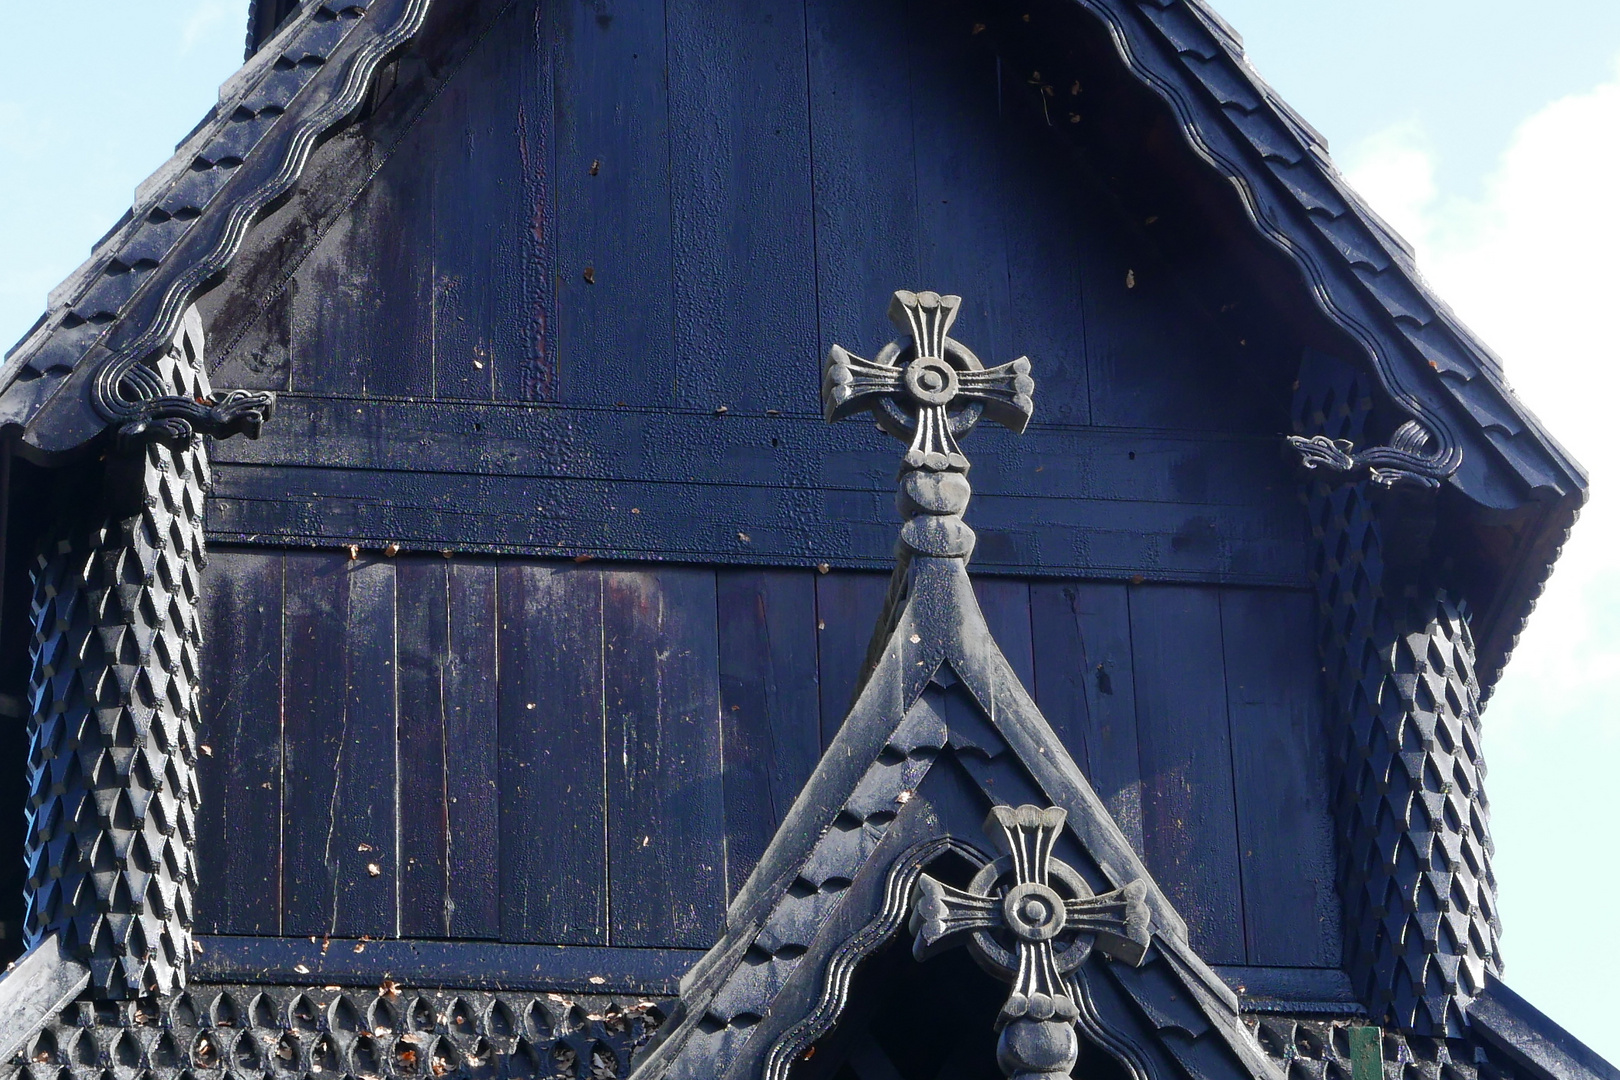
(910, 805, 1151, 1080)
(822, 290, 1035, 559)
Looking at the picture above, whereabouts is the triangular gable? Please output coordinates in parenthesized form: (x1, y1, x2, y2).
(629, 293, 1280, 1080)
(0, 0, 1582, 694)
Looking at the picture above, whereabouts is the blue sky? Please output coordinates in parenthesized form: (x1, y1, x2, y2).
(2, 0, 1616, 1061)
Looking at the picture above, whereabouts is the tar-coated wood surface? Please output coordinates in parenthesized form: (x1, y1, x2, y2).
(196, 551, 1339, 967)
(199, 0, 1305, 586)
(182, 0, 1341, 974)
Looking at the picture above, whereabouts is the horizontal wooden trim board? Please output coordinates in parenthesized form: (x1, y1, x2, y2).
(1212, 965, 1364, 1014)
(208, 397, 1307, 585)
(192, 937, 707, 995)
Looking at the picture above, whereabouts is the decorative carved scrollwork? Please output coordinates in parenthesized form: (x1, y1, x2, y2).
(1286, 417, 1452, 490)
(92, 307, 275, 453)
(908, 806, 1151, 1080)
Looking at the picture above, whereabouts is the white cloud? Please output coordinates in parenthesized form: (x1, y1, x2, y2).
(1345, 63, 1620, 1057)
(179, 0, 234, 55)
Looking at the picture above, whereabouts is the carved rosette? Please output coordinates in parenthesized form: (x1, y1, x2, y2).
(909, 806, 1150, 1080)
(22, 320, 230, 997)
(1294, 360, 1500, 1036)
(823, 290, 1034, 562)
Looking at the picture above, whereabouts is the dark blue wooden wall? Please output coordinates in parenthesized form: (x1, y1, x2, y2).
(196, 550, 1338, 968)
(188, 0, 1338, 973)
(202, 0, 1303, 586)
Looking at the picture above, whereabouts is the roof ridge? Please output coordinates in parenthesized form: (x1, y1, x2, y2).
(0, 0, 435, 454)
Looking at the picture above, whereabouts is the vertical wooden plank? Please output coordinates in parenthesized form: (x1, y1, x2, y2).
(1072, 186, 1268, 434)
(282, 553, 399, 938)
(1128, 584, 1245, 964)
(396, 559, 449, 938)
(806, 0, 918, 360)
(1221, 588, 1340, 967)
(196, 549, 283, 935)
(433, 0, 555, 402)
(396, 558, 502, 939)
(445, 561, 501, 937)
(1000, 79, 1089, 425)
(815, 571, 891, 749)
(665, 0, 817, 413)
(603, 568, 726, 948)
(288, 134, 434, 398)
(550, 0, 674, 406)
(1028, 582, 1143, 852)
(909, 1, 1012, 366)
(716, 569, 821, 899)
(497, 563, 606, 944)
(973, 578, 1034, 690)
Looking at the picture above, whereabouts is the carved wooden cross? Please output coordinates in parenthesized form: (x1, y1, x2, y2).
(822, 290, 1035, 472)
(910, 805, 1151, 1080)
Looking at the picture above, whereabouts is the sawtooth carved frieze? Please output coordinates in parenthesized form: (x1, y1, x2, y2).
(2, 986, 668, 1080)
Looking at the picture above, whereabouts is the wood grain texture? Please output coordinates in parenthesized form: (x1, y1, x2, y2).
(805, 0, 918, 361)
(281, 553, 398, 937)
(551, 0, 673, 405)
(209, 400, 1308, 585)
(196, 549, 284, 935)
(396, 559, 502, 939)
(289, 120, 434, 399)
(1029, 581, 1143, 852)
(396, 559, 450, 938)
(496, 563, 607, 944)
(666, 0, 817, 413)
(429, 0, 552, 402)
(973, 578, 1035, 691)
(1128, 583, 1245, 964)
(1220, 587, 1339, 967)
(815, 571, 891, 748)
(716, 569, 821, 899)
(602, 568, 726, 947)
(909, 0, 1013, 368)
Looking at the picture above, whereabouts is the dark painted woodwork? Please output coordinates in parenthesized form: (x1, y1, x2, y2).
(194, 935, 704, 995)
(716, 570, 821, 899)
(396, 560, 501, 940)
(429, 0, 552, 403)
(208, 401, 1305, 585)
(1127, 584, 1246, 965)
(197, 551, 1337, 973)
(804, 0, 920, 367)
(201, 0, 1314, 592)
(282, 553, 398, 938)
(815, 571, 891, 748)
(197, 550, 285, 936)
(176, 0, 1353, 975)
(1219, 588, 1339, 968)
(666, 0, 818, 414)
(601, 568, 726, 948)
(551, 0, 674, 406)
(1029, 582, 1143, 853)
(496, 563, 608, 945)
(973, 578, 1035, 689)
(290, 126, 435, 400)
